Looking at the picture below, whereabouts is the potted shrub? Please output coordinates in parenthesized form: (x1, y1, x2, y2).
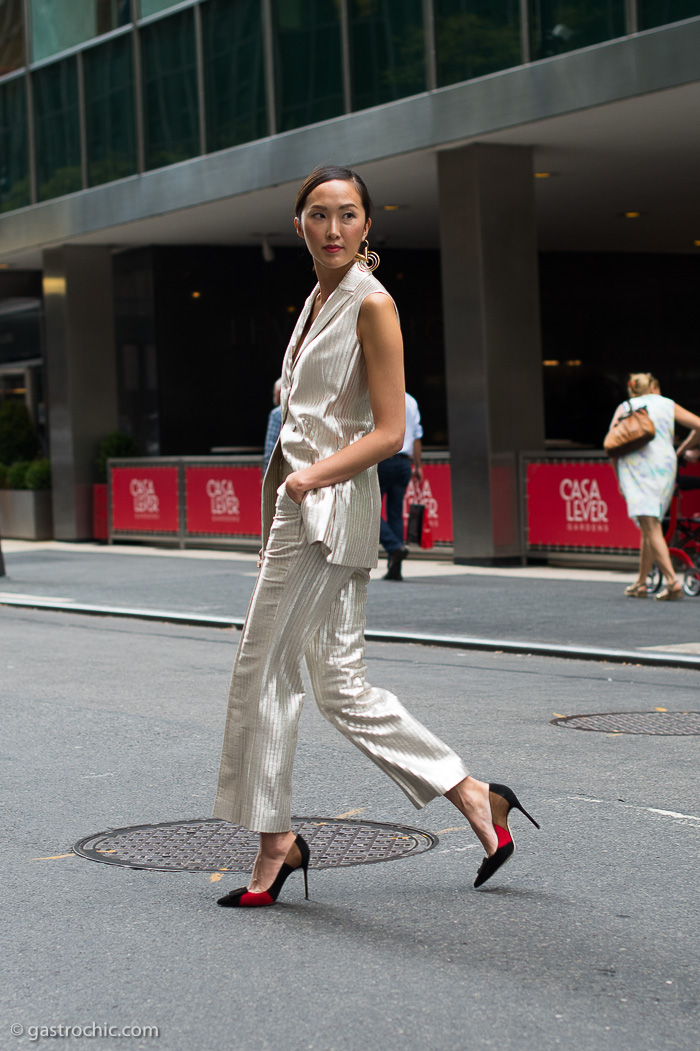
(0, 401, 39, 464)
(0, 457, 53, 540)
(0, 403, 52, 541)
(94, 432, 140, 540)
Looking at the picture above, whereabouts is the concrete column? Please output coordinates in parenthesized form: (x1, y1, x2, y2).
(437, 143, 544, 561)
(43, 247, 118, 540)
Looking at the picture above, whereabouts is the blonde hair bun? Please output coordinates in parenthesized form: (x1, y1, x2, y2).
(627, 372, 656, 396)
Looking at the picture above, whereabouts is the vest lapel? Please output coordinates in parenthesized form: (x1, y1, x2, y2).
(292, 266, 361, 371)
(280, 284, 318, 417)
(281, 266, 363, 418)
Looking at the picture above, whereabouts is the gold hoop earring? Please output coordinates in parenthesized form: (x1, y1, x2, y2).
(355, 239, 380, 273)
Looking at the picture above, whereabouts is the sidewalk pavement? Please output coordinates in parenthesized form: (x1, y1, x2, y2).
(1, 539, 698, 664)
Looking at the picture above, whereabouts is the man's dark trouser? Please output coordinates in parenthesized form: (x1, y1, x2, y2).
(378, 454, 412, 556)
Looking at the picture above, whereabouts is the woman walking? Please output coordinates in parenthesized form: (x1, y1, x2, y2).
(613, 373, 700, 600)
(213, 165, 539, 907)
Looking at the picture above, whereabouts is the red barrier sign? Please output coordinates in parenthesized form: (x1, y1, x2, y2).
(679, 463, 700, 518)
(526, 461, 639, 549)
(402, 464, 453, 544)
(186, 466, 262, 536)
(111, 467, 179, 533)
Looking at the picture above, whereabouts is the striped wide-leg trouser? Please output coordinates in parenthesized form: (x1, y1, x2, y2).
(213, 485, 469, 833)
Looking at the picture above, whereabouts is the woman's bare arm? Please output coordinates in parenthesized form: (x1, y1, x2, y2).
(675, 403, 700, 457)
(284, 293, 405, 503)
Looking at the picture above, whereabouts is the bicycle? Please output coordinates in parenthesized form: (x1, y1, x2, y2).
(645, 473, 700, 596)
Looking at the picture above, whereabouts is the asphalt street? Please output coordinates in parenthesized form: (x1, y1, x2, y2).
(3, 596, 700, 1051)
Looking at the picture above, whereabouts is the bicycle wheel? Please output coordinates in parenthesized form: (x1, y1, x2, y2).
(646, 564, 662, 594)
(683, 568, 700, 597)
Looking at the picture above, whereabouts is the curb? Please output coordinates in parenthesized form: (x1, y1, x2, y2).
(2, 595, 699, 670)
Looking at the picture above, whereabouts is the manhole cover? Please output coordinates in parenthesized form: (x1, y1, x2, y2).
(73, 817, 438, 873)
(551, 711, 700, 735)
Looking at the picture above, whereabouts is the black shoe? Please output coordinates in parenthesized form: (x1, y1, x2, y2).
(217, 834, 310, 907)
(384, 548, 408, 580)
(473, 784, 540, 889)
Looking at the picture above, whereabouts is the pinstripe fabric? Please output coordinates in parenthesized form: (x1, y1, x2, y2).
(305, 567, 469, 808)
(213, 263, 469, 833)
(213, 480, 469, 833)
(262, 264, 389, 569)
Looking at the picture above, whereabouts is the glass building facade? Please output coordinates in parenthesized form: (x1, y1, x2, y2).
(84, 35, 138, 186)
(435, 1, 522, 85)
(0, 0, 24, 73)
(274, 0, 344, 131)
(141, 8, 199, 170)
(30, 0, 132, 62)
(202, 0, 266, 149)
(529, 1, 626, 59)
(0, 74, 28, 211)
(1, 0, 700, 210)
(350, 0, 426, 110)
(33, 59, 82, 202)
(638, 0, 700, 25)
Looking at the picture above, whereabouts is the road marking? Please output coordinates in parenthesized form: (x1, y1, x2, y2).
(334, 807, 367, 819)
(646, 806, 700, 821)
(640, 643, 700, 654)
(572, 796, 700, 824)
(32, 853, 75, 860)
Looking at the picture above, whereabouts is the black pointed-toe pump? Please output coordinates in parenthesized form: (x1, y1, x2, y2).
(474, 783, 540, 889)
(217, 834, 310, 908)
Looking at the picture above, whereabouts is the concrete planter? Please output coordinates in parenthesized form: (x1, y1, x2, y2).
(0, 490, 54, 540)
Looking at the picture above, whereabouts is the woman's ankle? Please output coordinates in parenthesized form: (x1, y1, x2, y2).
(258, 830, 296, 859)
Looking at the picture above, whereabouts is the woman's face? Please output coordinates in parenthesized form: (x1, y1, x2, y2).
(294, 179, 370, 274)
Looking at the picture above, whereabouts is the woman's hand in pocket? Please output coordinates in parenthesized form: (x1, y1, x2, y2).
(284, 471, 310, 505)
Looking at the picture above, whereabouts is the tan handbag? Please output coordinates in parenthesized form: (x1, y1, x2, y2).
(604, 401, 656, 458)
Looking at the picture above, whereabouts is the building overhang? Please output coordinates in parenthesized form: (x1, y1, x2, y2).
(2, 18, 700, 267)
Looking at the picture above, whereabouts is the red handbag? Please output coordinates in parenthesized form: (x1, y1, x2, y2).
(406, 503, 434, 549)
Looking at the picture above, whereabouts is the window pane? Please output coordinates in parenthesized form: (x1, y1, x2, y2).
(84, 35, 137, 186)
(350, 0, 425, 111)
(30, 0, 131, 62)
(139, 0, 183, 16)
(203, 0, 266, 149)
(0, 76, 29, 211)
(141, 9, 199, 170)
(0, 0, 25, 72)
(435, 0, 522, 85)
(529, 1, 625, 60)
(639, 1, 700, 28)
(33, 59, 82, 201)
(272, 0, 343, 132)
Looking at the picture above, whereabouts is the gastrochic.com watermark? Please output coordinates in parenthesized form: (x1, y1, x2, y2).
(11, 1022, 159, 1041)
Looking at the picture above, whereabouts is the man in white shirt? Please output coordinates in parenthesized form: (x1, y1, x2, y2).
(378, 392, 423, 581)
